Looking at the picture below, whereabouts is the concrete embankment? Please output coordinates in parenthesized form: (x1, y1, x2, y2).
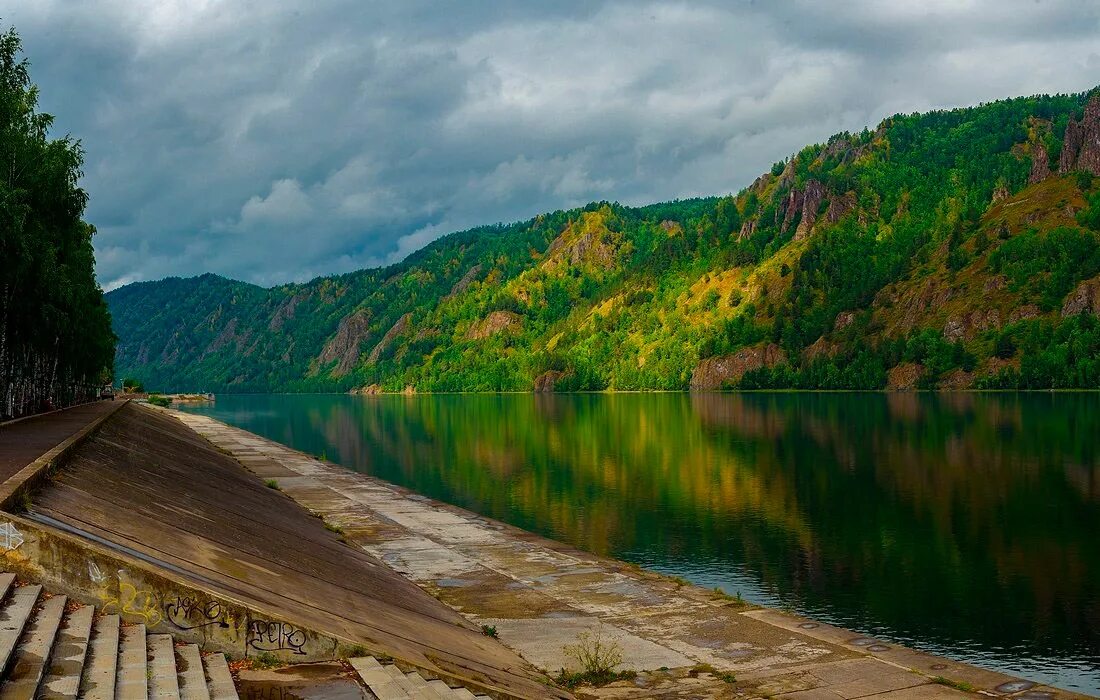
(0, 402, 1090, 700)
(171, 409, 1093, 700)
(0, 402, 565, 699)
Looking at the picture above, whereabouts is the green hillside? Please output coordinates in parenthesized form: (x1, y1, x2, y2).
(108, 89, 1100, 392)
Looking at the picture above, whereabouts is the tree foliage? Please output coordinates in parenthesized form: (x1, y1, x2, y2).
(0, 26, 114, 417)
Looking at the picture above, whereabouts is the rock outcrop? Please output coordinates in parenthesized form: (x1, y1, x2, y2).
(738, 219, 756, 240)
(887, 363, 925, 391)
(318, 309, 372, 376)
(659, 219, 683, 235)
(467, 310, 521, 340)
(825, 191, 857, 224)
(834, 311, 857, 331)
(1062, 276, 1100, 317)
(1029, 141, 1051, 184)
(351, 383, 383, 395)
(1008, 304, 1040, 323)
(1059, 94, 1100, 175)
(802, 336, 840, 362)
(794, 180, 826, 241)
(938, 369, 975, 390)
(690, 343, 787, 390)
(546, 211, 616, 268)
(533, 370, 565, 393)
(366, 312, 411, 364)
(445, 264, 482, 299)
(781, 188, 804, 232)
(269, 292, 307, 332)
(943, 310, 1000, 342)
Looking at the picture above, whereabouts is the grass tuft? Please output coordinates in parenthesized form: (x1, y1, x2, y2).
(931, 676, 976, 693)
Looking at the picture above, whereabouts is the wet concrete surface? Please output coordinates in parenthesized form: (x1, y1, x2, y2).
(236, 662, 369, 700)
(27, 403, 562, 699)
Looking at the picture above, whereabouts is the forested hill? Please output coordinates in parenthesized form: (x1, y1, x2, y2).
(1, 27, 115, 418)
(109, 88, 1100, 392)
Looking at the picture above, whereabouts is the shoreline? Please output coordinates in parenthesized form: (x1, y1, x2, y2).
(164, 388, 1100, 396)
(170, 407, 1094, 700)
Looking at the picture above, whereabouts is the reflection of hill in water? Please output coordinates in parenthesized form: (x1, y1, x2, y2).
(188, 393, 1100, 669)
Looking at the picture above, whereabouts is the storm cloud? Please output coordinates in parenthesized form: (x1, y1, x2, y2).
(8, 1, 1100, 289)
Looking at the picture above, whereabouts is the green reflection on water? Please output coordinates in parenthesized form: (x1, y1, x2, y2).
(181, 392, 1100, 693)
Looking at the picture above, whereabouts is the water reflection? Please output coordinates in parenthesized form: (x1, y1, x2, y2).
(181, 392, 1100, 692)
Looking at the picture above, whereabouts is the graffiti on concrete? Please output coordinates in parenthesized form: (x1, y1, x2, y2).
(0, 522, 24, 550)
(88, 561, 107, 585)
(99, 576, 163, 626)
(164, 594, 229, 630)
(247, 620, 307, 655)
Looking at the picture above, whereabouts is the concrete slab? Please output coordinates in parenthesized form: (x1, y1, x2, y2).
(236, 661, 367, 700)
(115, 623, 148, 700)
(80, 614, 120, 700)
(174, 644, 210, 700)
(39, 603, 95, 700)
(201, 654, 237, 700)
(148, 634, 182, 699)
(479, 617, 693, 673)
(2, 593, 67, 698)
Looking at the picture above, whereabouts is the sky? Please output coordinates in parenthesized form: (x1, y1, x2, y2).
(8, 1, 1100, 290)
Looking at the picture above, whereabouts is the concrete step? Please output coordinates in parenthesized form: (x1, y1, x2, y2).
(383, 664, 426, 698)
(348, 657, 488, 700)
(0, 575, 16, 601)
(200, 653, 237, 700)
(115, 624, 148, 700)
(0, 584, 42, 674)
(39, 604, 95, 700)
(0, 593, 67, 699)
(80, 614, 120, 700)
(348, 656, 409, 700)
(174, 644, 210, 700)
(147, 634, 181, 700)
(427, 679, 461, 699)
(404, 671, 447, 700)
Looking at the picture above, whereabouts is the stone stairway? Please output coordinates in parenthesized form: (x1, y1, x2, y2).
(349, 656, 492, 700)
(0, 573, 239, 699)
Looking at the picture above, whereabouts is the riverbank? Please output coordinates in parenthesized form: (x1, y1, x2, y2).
(0, 402, 563, 699)
(170, 407, 1090, 700)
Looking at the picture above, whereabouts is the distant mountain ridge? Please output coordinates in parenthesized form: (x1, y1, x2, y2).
(108, 88, 1100, 391)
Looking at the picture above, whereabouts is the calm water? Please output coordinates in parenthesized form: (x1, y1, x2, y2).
(179, 393, 1100, 694)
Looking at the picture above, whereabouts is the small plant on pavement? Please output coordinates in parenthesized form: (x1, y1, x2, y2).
(555, 625, 636, 688)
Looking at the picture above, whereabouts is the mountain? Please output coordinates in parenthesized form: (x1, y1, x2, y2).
(108, 89, 1100, 392)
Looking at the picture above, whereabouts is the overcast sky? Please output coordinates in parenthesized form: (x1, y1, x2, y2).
(8, 1, 1100, 289)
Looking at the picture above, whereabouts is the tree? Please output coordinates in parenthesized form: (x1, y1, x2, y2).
(0, 25, 115, 418)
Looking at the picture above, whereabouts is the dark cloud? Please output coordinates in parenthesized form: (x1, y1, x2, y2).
(7, 1, 1100, 289)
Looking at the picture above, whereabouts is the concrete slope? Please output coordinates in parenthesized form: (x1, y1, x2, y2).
(29, 404, 564, 700)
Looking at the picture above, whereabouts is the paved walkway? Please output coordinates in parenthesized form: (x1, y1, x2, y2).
(0, 401, 119, 484)
(172, 409, 1089, 700)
